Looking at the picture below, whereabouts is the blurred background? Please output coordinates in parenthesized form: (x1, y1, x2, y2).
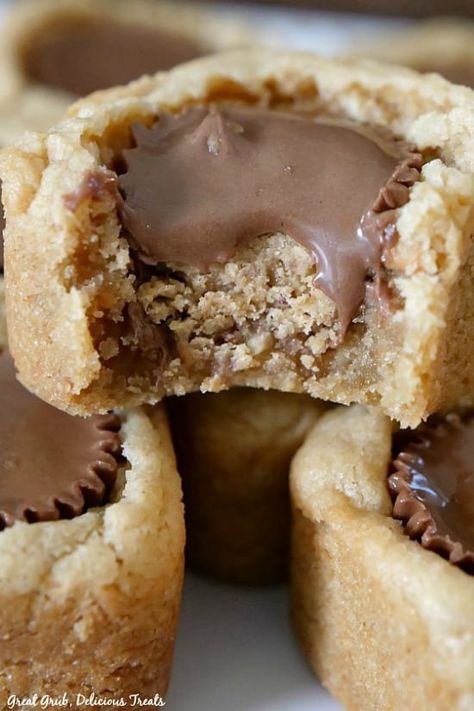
(211, 0, 474, 15)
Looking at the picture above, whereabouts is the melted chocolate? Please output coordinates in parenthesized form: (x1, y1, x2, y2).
(22, 16, 204, 97)
(0, 351, 122, 529)
(125, 301, 173, 365)
(63, 169, 119, 212)
(118, 106, 421, 331)
(389, 414, 474, 573)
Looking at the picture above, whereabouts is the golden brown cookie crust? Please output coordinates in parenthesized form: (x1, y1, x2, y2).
(0, 278, 184, 701)
(169, 388, 324, 585)
(290, 406, 474, 711)
(3, 50, 474, 426)
(0, 405, 185, 705)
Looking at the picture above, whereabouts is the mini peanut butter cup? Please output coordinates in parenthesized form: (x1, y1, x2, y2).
(0, 350, 122, 529)
(21, 15, 205, 97)
(116, 105, 422, 332)
(389, 413, 474, 573)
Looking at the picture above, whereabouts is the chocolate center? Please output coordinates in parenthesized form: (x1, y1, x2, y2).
(389, 414, 474, 573)
(22, 16, 205, 97)
(118, 105, 421, 331)
(0, 351, 122, 528)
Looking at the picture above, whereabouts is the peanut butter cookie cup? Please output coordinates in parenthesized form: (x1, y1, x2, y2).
(0, 316, 185, 702)
(169, 388, 324, 585)
(291, 405, 474, 711)
(0, 0, 250, 144)
(3, 50, 474, 426)
(356, 19, 474, 89)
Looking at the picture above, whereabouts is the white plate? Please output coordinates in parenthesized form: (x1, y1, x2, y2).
(168, 574, 344, 710)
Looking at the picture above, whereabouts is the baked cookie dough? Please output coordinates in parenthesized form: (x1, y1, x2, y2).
(291, 405, 474, 711)
(0, 335, 185, 702)
(169, 388, 323, 585)
(3, 50, 474, 427)
(0, 0, 250, 144)
(355, 19, 474, 88)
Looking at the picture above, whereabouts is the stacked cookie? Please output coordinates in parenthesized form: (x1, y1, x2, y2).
(0, 0, 253, 705)
(0, 222, 185, 703)
(1, 5, 474, 710)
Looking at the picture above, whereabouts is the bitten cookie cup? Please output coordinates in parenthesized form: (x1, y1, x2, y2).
(0, 0, 250, 143)
(169, 388, 324, 585)
(3, 51, 474, 427)
(0, 403, 185, 705)
(353, 19, 474, 89)
(290, 406, 474, 711)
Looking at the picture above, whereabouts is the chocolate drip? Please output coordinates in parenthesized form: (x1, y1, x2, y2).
(124, 301, 173, 366)
(389, 414, 474, 573)
(22, 16, 205, 97)
(118, 105, 421, 332)
(63, 169, 119, 212)
(0, 351, 122, 529)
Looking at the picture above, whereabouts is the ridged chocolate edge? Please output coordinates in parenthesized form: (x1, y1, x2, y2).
(388, 415, 474, 574)
(0, 413, 123, 529)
